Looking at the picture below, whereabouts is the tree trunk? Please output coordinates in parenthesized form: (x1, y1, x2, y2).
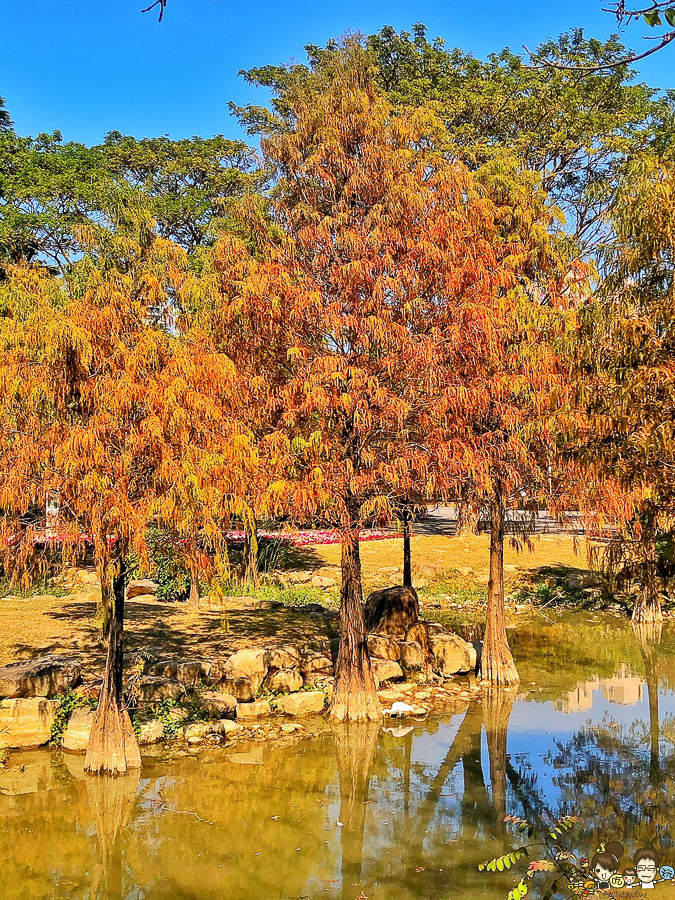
(480, 481, 519, 685)
(84, 552, 142, 776)
(329, 522, 381, 722)
(187, 532, 200, 608)
(243, 513, 259, 585)
(402, 500, 412, 589)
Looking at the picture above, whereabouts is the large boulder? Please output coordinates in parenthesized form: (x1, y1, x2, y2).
(0, 656, 81, 699)
(137, 677, 183, 703)
(218, 677, 254, 703)
(138, 719, 164, 745)
(265, 669, 304, 694)
(62, 707, 95, 753)
(371, 659, 404, 685)
(0, 698, 58, 749)
(367, 634, 402, 661)
(153, 659, 213, 686)
(400, 640, 425, 670)
(428, 631, 477, 676)
(364, 586, 420, 639)
(268, 646, 300, 670)
(222, 649, 270, 696)
(199, 690, 237, 719)
(236, 700, 271, 719)
(301, 654, 333, 677)
(126, 579, 158, 599)
(276, 691, 325, 717)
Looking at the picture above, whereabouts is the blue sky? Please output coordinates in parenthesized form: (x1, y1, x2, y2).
(1, 0, 674, 146)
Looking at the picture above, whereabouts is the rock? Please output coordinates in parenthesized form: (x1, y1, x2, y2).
(137, 677, 183, 703)
(276, 691, 325, 717)
(426, 622, 447, 634)
(222, 649, 270, 695)
(138, 719, 164, 745)
(301, 655, 333, 676)
(378, 688, 405, 703)
(364, 586, 420, 638)
(236, 700, 271, 719)
(0, 656, 81, 699)
(280, 723, 303, 734)
(371, 659, 404, 685)
(457, 567, 474, 577)
(153, 659, 213, 686)
(378, 566, 400, 575)
(400, 641, 425, 669)
(268, 646, 300, 670)
(199, 690, 237, 718)
(126, 579, 158, 599)
(265, 669, 304, 694)
(184, 720, 242, 744)
(218, 677, 255, 703)
(0, 698, 58, 748)
(582, 572, 602, 589)
(62, 707, 95, 752)
(311, 575, 336, 589)
(300, 602, 330, 615)
(428, 632, 477, 676)
(285, 571, 314, 584)
(367, 634, 402, 661)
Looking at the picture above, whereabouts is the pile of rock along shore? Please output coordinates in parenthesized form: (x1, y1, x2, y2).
(0, 587, 482, 755)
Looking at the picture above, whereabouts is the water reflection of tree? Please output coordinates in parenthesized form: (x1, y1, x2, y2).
(539, 620, 675, 852)
(333, 723, 380, 900)
(85, 771, 140, 900)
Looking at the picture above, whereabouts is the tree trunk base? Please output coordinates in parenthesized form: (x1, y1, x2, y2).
(328, 686, 382, 723)
(480, 640, 519, 685)
(84, 700, 141, 776)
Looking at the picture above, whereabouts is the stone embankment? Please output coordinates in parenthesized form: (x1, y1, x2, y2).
(0, 627, 478, 755)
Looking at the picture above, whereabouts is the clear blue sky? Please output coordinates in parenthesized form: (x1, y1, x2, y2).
(1, 0, 673, 146)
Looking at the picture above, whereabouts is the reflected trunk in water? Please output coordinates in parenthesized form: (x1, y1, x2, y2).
(633, 620, 662, 784)
(333, 723, 380, 900)
(85, 769, 140, 899)
(483, 685, 519, 823)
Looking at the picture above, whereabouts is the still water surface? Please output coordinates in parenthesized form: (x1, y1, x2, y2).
(2, 612, 675, 900)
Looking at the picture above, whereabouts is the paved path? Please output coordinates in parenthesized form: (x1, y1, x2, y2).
(378, 505, 585, 537)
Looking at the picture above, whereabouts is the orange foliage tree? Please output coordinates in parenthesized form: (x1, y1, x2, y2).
(0, 226, 251, 774)
(208, 44, 543, 719)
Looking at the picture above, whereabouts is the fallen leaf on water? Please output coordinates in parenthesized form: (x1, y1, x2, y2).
(271, 816, 280, 821)
(337, 821, 344, 827)
(415, 867, 426, 873)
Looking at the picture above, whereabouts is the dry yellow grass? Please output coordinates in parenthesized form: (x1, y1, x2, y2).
(0, 533, 589, 669)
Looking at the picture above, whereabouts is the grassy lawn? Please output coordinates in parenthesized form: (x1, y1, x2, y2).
(0, 532, 590, 669)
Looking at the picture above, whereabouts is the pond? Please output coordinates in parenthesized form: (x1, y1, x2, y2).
(2, 612, 675, 900)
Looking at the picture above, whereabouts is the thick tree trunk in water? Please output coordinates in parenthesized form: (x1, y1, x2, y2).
(187, 532, 200, 608)
(85, 553, 141, 776)
(329, 523, 381, 722)
(402, 501, 412, 589)
(480, 482, 519, 685)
